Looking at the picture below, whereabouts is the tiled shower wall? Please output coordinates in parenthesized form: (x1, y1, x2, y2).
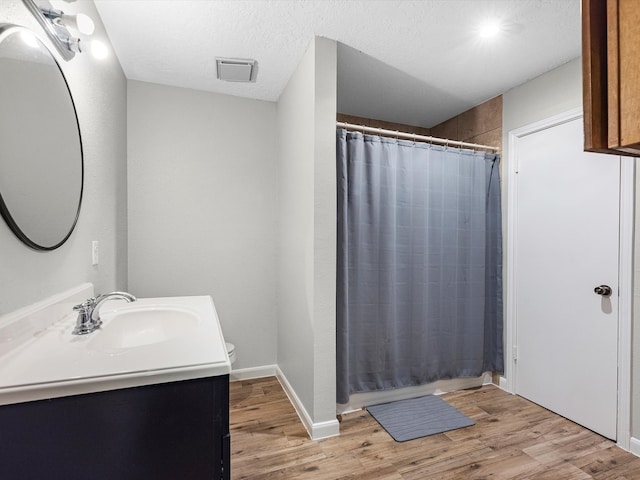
(337, 95, 502, 150)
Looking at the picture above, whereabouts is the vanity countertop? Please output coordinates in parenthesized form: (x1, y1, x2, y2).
(0, 289, 230, 406)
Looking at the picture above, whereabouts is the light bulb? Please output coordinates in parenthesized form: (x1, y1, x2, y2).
(91, 39, 108, 60)
(20, 30, 39, 48)
(75, 13, 94, 35)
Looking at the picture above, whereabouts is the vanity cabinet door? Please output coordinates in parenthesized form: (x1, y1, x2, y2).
(0, 376, 230, 480)
(583, 0, 640, 156)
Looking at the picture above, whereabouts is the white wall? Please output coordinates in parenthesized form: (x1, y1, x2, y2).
(0, 0, 127, 316)
(276, 39, 315, 413)
(127, 80, 278, 370)
(312, 37, 339, 427)
(502, 58, 583, 157)
(276, 37, 337, 433)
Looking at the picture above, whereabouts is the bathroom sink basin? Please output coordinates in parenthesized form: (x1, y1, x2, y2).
(0, 291, 230, 406)
(88, 305, 200, 352)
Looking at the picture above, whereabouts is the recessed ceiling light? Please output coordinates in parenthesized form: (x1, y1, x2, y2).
(478, 19, 503, 39)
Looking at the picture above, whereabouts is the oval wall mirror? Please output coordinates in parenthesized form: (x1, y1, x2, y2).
(0, 24, 83, 250)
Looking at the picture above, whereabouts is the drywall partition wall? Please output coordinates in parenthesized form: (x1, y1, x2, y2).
(127, 81, 278, 371)
(0, 0, 127, 316)
(276, 36, 338, 439)
(313, 37, 338, 433)
(276, 37, 315, 420)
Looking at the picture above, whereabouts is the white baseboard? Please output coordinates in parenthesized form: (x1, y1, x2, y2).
(228, 364, 340, 440)
(276, 366, 340, 441)
(629, 437, 640, 457)
(229, 365, 277, 382)
(498, 375, 511, 392)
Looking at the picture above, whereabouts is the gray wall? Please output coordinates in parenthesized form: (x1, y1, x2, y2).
(128, 37, 337, 428)
(276, 37, 337, 426)
(127, 80, 278, 370)
(0, 0, 127, 315)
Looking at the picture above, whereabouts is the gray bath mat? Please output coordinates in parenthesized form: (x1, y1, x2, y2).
(367, 395, 475, 442)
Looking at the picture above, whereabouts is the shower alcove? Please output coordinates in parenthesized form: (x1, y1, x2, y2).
(335, 43, 503, 414)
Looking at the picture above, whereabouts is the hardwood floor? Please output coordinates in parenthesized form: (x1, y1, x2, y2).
(230, 377, 640, 479)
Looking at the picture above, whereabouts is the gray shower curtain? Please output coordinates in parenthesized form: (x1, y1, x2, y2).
(336, 129, 503, 404)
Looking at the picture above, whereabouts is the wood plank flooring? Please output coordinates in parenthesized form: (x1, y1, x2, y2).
(230, 377, 640, 479)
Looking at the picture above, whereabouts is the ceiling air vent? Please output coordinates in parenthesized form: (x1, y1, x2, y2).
(216, 58, 258, 83)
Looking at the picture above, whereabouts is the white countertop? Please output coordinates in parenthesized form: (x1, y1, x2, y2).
(0, 292, 230, 406)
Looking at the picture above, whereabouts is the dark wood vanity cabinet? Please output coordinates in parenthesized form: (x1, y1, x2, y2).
(0, 375, 230, 480)
(583, 0, 640, 157)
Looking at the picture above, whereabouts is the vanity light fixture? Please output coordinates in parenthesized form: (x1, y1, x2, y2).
(42, 7, 95, 35)
(21, 0, 95, 61)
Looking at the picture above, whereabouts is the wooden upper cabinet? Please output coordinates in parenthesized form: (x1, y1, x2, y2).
(583, 0, 640, 156)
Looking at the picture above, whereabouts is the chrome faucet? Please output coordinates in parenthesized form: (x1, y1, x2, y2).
(72, 291, 136, 335)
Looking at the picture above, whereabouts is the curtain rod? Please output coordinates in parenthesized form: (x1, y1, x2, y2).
(336, 121, 500, 152)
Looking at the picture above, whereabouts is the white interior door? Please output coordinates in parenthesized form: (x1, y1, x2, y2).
(513, 115, 620, 440)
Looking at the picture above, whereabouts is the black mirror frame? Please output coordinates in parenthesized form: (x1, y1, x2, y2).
(0, 23, 84, 251)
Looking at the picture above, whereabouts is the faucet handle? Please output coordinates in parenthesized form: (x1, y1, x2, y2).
(73, 297, 97, 312)
(72, 297, 100, 335)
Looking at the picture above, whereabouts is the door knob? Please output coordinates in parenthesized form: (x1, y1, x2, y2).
(594, 285, 612, 296)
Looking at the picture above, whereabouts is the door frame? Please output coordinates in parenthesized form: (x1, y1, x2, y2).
(503, 107, 634, 450)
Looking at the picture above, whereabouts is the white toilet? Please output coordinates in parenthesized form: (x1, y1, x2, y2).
(225, 342, 236, 366)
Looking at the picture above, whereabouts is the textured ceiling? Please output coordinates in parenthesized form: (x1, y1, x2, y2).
(93, 0, 581, 128)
